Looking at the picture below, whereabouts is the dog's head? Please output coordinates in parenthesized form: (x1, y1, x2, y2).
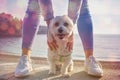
(49, 15, 74, 40)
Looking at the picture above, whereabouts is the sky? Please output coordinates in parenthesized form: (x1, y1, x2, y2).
(0, 0, 120, 34)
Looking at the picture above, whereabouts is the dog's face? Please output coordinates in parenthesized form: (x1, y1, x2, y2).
(49, 15, 74, 40)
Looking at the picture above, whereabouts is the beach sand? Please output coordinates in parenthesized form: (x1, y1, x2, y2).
(0, 52, 120, 80)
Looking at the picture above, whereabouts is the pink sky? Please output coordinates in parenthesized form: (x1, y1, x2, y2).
(0, 0, 120, 34)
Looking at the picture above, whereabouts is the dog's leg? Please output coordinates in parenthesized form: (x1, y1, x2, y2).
(56, 64, 62, 72)
(68, 60, 73, 72)
(48, 48, 56, 75)
(61, 60, 71, 77)
(48, 61, 56, 75)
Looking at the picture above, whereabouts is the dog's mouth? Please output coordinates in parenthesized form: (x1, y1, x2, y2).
(56, 34, 67, 39)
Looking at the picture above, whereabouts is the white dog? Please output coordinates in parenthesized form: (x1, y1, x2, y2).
(47, 15, 74, 77)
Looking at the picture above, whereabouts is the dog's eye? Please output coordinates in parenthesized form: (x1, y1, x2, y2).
(54, 22, 59, 27)
(64, 22, 68, 26)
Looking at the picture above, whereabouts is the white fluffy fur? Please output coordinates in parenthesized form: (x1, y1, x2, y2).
(47, 15, 74, 77)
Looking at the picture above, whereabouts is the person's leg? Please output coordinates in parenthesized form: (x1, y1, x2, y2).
(77, 0, 103, 76)
(68, 0, 82, 24)
(22, 0, 41, 58)
(15, 0, 54, 77)
(15, 0, 41, 77)
(22, 0, 54, 57)
(68, 0, 93, 59)
(77, 0, 93, 58)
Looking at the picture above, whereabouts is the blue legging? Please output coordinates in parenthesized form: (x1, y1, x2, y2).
(77, 0, 93, 50)
(22, 0, 54, 49)
(22, 0, 93, 51)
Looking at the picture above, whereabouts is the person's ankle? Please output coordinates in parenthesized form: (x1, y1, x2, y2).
(22, 48, 31, 54)
(22, 48, 31, 60)
(85, 55, 93, 60)
(85, 49, 93, 59)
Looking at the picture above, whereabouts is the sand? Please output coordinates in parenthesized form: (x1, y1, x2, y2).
(0, 52, 120, 80)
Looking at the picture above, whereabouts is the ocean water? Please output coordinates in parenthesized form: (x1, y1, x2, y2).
(0, 34, 120, 61)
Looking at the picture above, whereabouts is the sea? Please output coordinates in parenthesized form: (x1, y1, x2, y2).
(0, 34, 120, 61)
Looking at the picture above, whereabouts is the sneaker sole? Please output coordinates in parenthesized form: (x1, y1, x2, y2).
(15, 68, 33, 78)
(87, 72, 103, 77)
(84, 67, 103, 77)
(15, 73, 30, 78)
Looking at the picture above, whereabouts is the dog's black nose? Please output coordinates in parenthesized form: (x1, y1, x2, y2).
(58, 27, 63, 33)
